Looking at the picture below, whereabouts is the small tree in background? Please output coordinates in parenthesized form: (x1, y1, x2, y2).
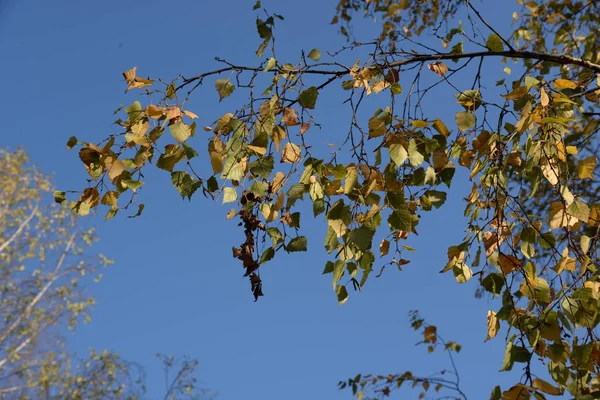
(0, 149, 214, 399)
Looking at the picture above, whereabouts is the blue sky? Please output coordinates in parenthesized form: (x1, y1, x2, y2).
(0, 1, 531, 398)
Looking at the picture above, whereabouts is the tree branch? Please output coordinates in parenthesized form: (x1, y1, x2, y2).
(0, 204, 38, 255)
(176, 50, 600, 93)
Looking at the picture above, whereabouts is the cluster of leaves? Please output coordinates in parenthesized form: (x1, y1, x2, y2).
(62, 0, 600, 397)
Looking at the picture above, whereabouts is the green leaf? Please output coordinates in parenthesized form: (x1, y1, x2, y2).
(66, 136, 78, 149)
(249, 181, 269, 197)
(333, 260, 345, 288)
(307, 48, 321, 61)
(128, 203, 145, 218)
(215, 79, 235, 101)
(54, 190, 66, 204)
(368, 117, 387, 138)
(425, 190, 446, 208)
(489, 386, 501, 400)
(486, 34, 504, 51)
(286, 236, 307, 252)
(349, 227, 375, 251)
(324, 227, 339, 253)
(253, 1, 261, 10)
(259, 247, 275, 264)
(390, 83, 402, 94)
(267, 227, 284, 246)
(170, 122, 192, 143)
(567, 200, 590, 221)
(287, 184, 306, 207)
(456, 112, 476, 132)
(322, 261, 334, 274)
(171, 171, 201, 200)
(181, 142, 198, 159)
(223, 187, 238, 204)
(482, 273, 504, 296)
(166, 84, 176, 99)
(298, 86, 319, 109)
(389, 144, 408, 165)
(336, 284, 349, 305)
(264, 57, 276, 71)
(125, 101, 143, 118)
(249, 156, 274, 179)
(122, 179, 144, 192)
(408, 139, 424, 166)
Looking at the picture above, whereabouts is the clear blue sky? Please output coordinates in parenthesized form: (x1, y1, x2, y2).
(1, 1, 530, 398)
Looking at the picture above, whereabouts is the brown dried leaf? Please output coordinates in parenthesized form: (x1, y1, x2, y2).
(427, 61, 448, 77)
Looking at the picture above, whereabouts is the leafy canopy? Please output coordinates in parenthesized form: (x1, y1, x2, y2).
(63, 0, 600, 398)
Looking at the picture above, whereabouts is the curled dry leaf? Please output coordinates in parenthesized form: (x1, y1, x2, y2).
(427, 61, 448, 77)
(380, 239, 390, 256)
(281, 107, 299, 126)
(486, 310, 499, 341)
(122, 67, 153, 92)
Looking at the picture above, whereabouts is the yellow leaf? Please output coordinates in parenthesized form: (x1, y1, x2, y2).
(122, 66, 153, 91)
(101, 191, 119, 207)
(541, 161, 559, 186)
(411, 120, 429, 128)
(146, 105, 164, 119)
(105, 156, 125, 180)
(578, 156, 596, 179)
(272, 125, 287, 152)
(344, 165, 358, 194)
(271, 172, 286, 193)
(380, 239, 390, 256)
(274, 192, 284, 211)
(498, 253, 520, 274)
(247, 145, 267, 155)
(486, 310, 499, 341)
(554, 78, 577, 89)
(502, 384, 531, 400)
(566, 145, 578, 155)
(502, 86, 529, 100)
(183, 110, 199, 119)
(281, 143, 301, 163)
(209, 135, 225, 174)
(260, 203, 278, 223)
(549, 202, 578, 230)
(556, 141, 566, 162)
(226, 209, 237, 219)
(483, 231, 502, 256)
(540, 87, 549, 107)
(532, 378, 562, 396)
(433, 118, 450, 136)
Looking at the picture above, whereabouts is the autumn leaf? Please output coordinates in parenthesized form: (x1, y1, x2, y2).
(281, 143, 301, 163)
(486, 310, 499, 341)
(578, 156, 596, 179)
(427, 61, 448, 77)
(122, 66, 153, 91)
(554, 78, 577, 89)
(215, 79, 235, 101)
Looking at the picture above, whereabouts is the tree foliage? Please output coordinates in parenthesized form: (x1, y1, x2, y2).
(0, 149, 214, 399)
(64, 0, 600, 397)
